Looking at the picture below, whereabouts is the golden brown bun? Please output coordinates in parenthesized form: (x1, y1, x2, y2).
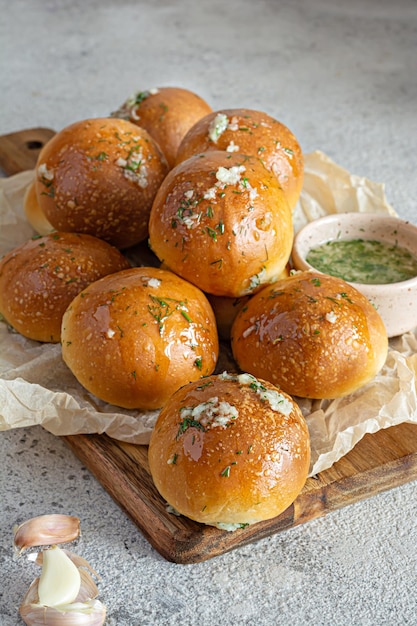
(148, 372, 310, 528)
(112, 86, 212, 169)
(34, 117, 169, 249)
(148, 151, 293, 298)
(176, 108, 304, 209)
(23, 180, 54, 235)
(231, 271, 388, 399)
(61, 267, 219, 410)
(207, 295, 251, 341)
(0, 232, 131, 343)
(208, 263, 290, 340)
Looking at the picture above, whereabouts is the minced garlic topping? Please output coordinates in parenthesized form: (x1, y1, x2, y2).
(37, 163, 54, 181)
(215, 522, 250, 531)
(226, 140, 240, 153)
(179, 396, 239, 429)
(325, 311, 337, 323)
(208, 113, 229, 143)
(248, 267, 266, 292)
(116, 149, 148, 188)
(202, 165, 258, 205)
(219, 372, 293, 416)
(216, 165, 246, 185)
(146, 278, 161, 288)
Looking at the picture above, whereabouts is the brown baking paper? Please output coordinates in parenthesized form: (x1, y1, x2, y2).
(1, 151, 416, 476)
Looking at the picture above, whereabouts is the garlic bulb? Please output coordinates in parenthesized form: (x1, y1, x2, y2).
(14, 515, 106, 626)
(14, 514, 81, 553)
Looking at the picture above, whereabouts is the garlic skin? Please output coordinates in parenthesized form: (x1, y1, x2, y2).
(38, 546, 81, 607)
(19, 598, 106, 626)
(14, 514, 81, 553)
(19, 552, 106, 626)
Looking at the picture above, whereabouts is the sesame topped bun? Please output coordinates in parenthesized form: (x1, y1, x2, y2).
(231, 271, 388, 399)
(61, 266, 219, 410)
(112, 86, 212, 169)
(148, 372, 310, 529)
(0, 232, 130, 343)
(148, 151, 293, 298)
(176, 108, 304, 209)
(33, 117, 169, 249)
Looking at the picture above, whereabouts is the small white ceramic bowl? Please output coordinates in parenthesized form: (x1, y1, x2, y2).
(292, 213, 417, 337)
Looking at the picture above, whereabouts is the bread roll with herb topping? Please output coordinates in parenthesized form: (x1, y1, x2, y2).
(208, 263, 291, 339)
(176, 108, 304, 209)
(148, 372, 310, 529)
(32, 117, 169, 249)
(61, 267, 219, 410)
(231, 271, 388, 399)
(112, 86, 212, 169)
(0, 232, 130, 343)
(148, 151, 293, 298)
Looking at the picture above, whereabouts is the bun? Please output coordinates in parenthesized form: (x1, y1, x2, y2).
(23, 180, 54, 235)
(112, 86, 212, 169)
(176, 108, 304, 209)
(148, 372, 310, 529)
(231, 271, 388, 399)
(208, 263, 290, 340)
(33, 117, 169, 249)
(61, 267, 219, 410)
(206, 294, 251, 341)
(0, 232, 130, 343)
(148, 151, 293, 298)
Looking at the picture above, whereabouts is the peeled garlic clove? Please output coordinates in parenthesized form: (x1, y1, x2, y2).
(19, 570, 99, 607)
(19, 598, 106, 626)
(38, 546, 81, 607)
(14, 514, 81, 553)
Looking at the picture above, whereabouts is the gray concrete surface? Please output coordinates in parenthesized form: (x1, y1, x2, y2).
(1, 1, 417, 624)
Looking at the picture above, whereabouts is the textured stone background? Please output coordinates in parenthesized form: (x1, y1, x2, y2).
(1, 1, 416, 624)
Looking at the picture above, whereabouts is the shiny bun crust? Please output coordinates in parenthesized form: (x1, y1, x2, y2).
(231, 271, 388, 399)
(112, 86, 212, 169)
(23, 180, 54, 235)
(0, 232, 130, 343)
(34, 117, 169, 249)
(176, 108, 304, 209)
(208, 263, 290, 340)
(148, 372, 310, 529)
(61, 267, 219, 410)
(148, 151, 293, 298)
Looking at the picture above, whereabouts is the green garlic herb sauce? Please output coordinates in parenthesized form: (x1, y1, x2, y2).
(306, 238, 417, 284)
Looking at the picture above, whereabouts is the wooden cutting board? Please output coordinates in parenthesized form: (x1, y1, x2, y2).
(3, 128, 417, 564)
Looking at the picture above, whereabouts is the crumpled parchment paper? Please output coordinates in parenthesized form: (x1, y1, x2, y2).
(1, 151, 416, 476)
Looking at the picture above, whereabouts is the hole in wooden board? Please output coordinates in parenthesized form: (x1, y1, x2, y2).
(25, 140, 44, 150)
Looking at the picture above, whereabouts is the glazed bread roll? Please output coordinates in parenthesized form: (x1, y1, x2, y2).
(61, 267, 219, 410)
(112, 86, 212, 169)
(32, 117, 169, 249)
(148, 372, 310, 529)
(0, 232, 130, 343)
(207, 263, 291, 339)
(206, 294, 251, 341)
(176, 108, 304, 209)
(23, 180, 54, 235)
(148, 151, 293, 298)
(231, 271, 388, 399)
